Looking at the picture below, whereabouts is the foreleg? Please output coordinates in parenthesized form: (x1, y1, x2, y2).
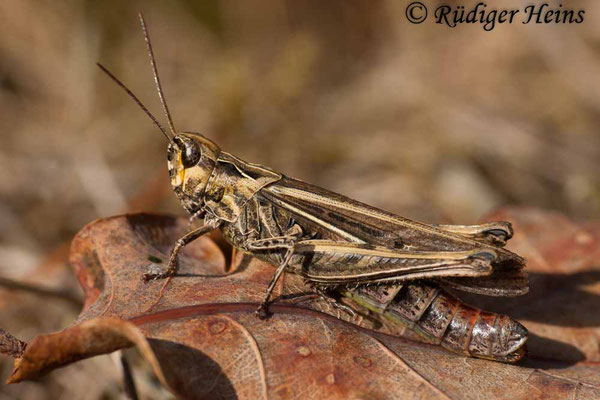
(143, 221, 220, 282)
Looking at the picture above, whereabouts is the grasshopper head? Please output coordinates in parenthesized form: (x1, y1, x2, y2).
(167, 132, 221, 214)
(96, 16, 223, 215)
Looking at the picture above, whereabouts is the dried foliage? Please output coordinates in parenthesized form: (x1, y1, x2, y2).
(4, 210, 599, 399)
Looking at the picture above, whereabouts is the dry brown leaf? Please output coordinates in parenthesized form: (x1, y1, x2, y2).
(6, 210, 600, 399)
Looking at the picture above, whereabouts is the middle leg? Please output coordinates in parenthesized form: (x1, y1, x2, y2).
(246, 225, 303, 319)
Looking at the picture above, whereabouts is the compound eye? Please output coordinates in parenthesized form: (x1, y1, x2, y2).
(181, 141, 201, 168)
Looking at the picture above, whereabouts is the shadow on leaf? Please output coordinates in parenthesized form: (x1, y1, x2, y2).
(149, 339, 238, 400)
(458, 271, 600, 328)
(521, 333, 586, 369)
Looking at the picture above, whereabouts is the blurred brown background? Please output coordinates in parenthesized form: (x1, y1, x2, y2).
(1, 0, 599, 398)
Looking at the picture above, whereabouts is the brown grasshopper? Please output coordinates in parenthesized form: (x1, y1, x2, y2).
(98, 13, 528, 362)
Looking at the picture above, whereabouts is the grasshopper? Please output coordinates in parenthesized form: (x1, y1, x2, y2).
(98, 14, 528, 362)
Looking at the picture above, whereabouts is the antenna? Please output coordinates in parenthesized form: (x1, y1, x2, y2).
(97, 63, 172, 142)
(138, 12, 177, 137)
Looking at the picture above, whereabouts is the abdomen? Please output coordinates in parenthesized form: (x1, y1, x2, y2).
(342, 283, 527, 362)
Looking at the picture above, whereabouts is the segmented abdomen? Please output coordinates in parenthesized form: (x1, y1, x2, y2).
(342, 283, 527, 362)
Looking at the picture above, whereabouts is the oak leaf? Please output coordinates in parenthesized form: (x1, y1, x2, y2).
(6, 210, 600, 399)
